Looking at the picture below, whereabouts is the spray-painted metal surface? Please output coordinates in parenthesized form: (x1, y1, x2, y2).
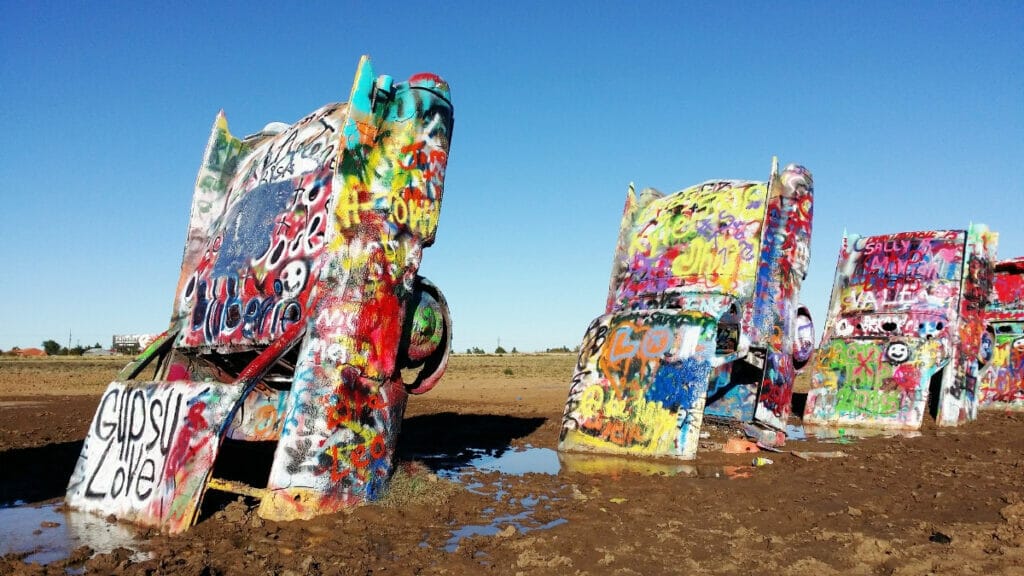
(979, 257, 1024, 409)
(559, 160, 814, 460)
(66, 56, 454, 532)
(805, 226, 997, 429)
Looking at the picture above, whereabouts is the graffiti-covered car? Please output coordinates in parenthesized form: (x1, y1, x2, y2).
(65, 56, 455, 532)
(804, 226, 997, 429)
(979, 257, 1024, 408)
(559, 159, 814, 460)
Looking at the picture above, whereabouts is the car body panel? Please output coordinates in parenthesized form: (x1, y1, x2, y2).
(560, 160, 814, 459)
(67, 56, 455, 532)
(979, 258, 1024, 409)
(805, 226, 997, 428)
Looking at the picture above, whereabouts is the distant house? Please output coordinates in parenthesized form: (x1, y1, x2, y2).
(83, 348, 114, 356)
(14, 348, 47, 357)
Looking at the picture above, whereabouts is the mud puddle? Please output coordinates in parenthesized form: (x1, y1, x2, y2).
(413, 444, 755, 552)
(411, 445, 567, 552)
(442, 492, 567, 553)
(416, 444, 753, 479)
(0, 444, 764, 564)
(785, 423, 922, 443)
(0, 502, 148, 568)
(415, 445, 561, 479)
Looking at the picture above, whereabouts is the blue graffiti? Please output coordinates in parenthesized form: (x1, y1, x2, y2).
(646, 357, 711, 410)
(213, 179, 295, 278)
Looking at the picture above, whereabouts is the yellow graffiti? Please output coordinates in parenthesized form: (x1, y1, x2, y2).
(993, 341, 1010, 367)
(335, 179, 370, 229)
(627, 183, 766, 294)
(331, 117, 444, 243)
(576, 386, 604, 419)
(388, 190, 439, 238)
(258, 487, 320, 521)
(574, 384, 680, 454)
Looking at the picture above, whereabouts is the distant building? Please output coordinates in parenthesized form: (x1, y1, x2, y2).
(112, 335, 140, 355)
(14, 348, 47, 357)
(83, 348, 114, 356)
(111, 334, 159, 355)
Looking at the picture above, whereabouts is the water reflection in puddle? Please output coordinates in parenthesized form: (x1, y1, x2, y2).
(418, 445, 748, 480)
(415, 445, 561, 479)
(418, 444, 753, 552)
(411, 446, 571, 552)
(0, 502, 147, 566)
(557, 451, 748, 478)
(4, 444, 767, 563)
(444, 507, 568, 552)
(462, 446, 561, 476)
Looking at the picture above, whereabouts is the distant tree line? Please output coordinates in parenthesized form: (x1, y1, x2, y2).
(463, 346, 519, 355)
(459, 345, 579, 355)
(544, 345, 579, 353)
(0, 336, 108, 354)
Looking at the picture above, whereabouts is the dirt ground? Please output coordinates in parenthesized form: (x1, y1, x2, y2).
(4, 354, 1024, 575)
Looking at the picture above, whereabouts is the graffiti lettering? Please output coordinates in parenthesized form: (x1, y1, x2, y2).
(836, 386, 901, 416)
(237, 108, 342, 190)
(621, 182, 766, 300)
(83, 387, 184, 501)
(808, 226, 997, 428)
(562, 312, 717, 458)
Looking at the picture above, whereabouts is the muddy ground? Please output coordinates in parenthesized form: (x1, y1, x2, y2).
(3, 354, 1024, 575)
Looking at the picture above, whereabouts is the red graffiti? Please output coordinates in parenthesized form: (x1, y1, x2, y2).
(855, 349, 877, 378)
(891, 364, 920, 393)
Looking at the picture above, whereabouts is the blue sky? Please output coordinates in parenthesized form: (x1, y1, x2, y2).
(1, 1, 1021, 353)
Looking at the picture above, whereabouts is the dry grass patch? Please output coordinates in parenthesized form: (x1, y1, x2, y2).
(0, 356, 127, 396)
(379, 462, 462, 509)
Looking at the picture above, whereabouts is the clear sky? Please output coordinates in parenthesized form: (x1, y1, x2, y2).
(1, 1, 1021, 353)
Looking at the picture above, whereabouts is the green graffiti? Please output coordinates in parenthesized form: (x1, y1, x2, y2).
(835, 386, 900, 416)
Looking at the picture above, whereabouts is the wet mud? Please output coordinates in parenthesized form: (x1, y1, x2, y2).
(4, 355, 1024, 574)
